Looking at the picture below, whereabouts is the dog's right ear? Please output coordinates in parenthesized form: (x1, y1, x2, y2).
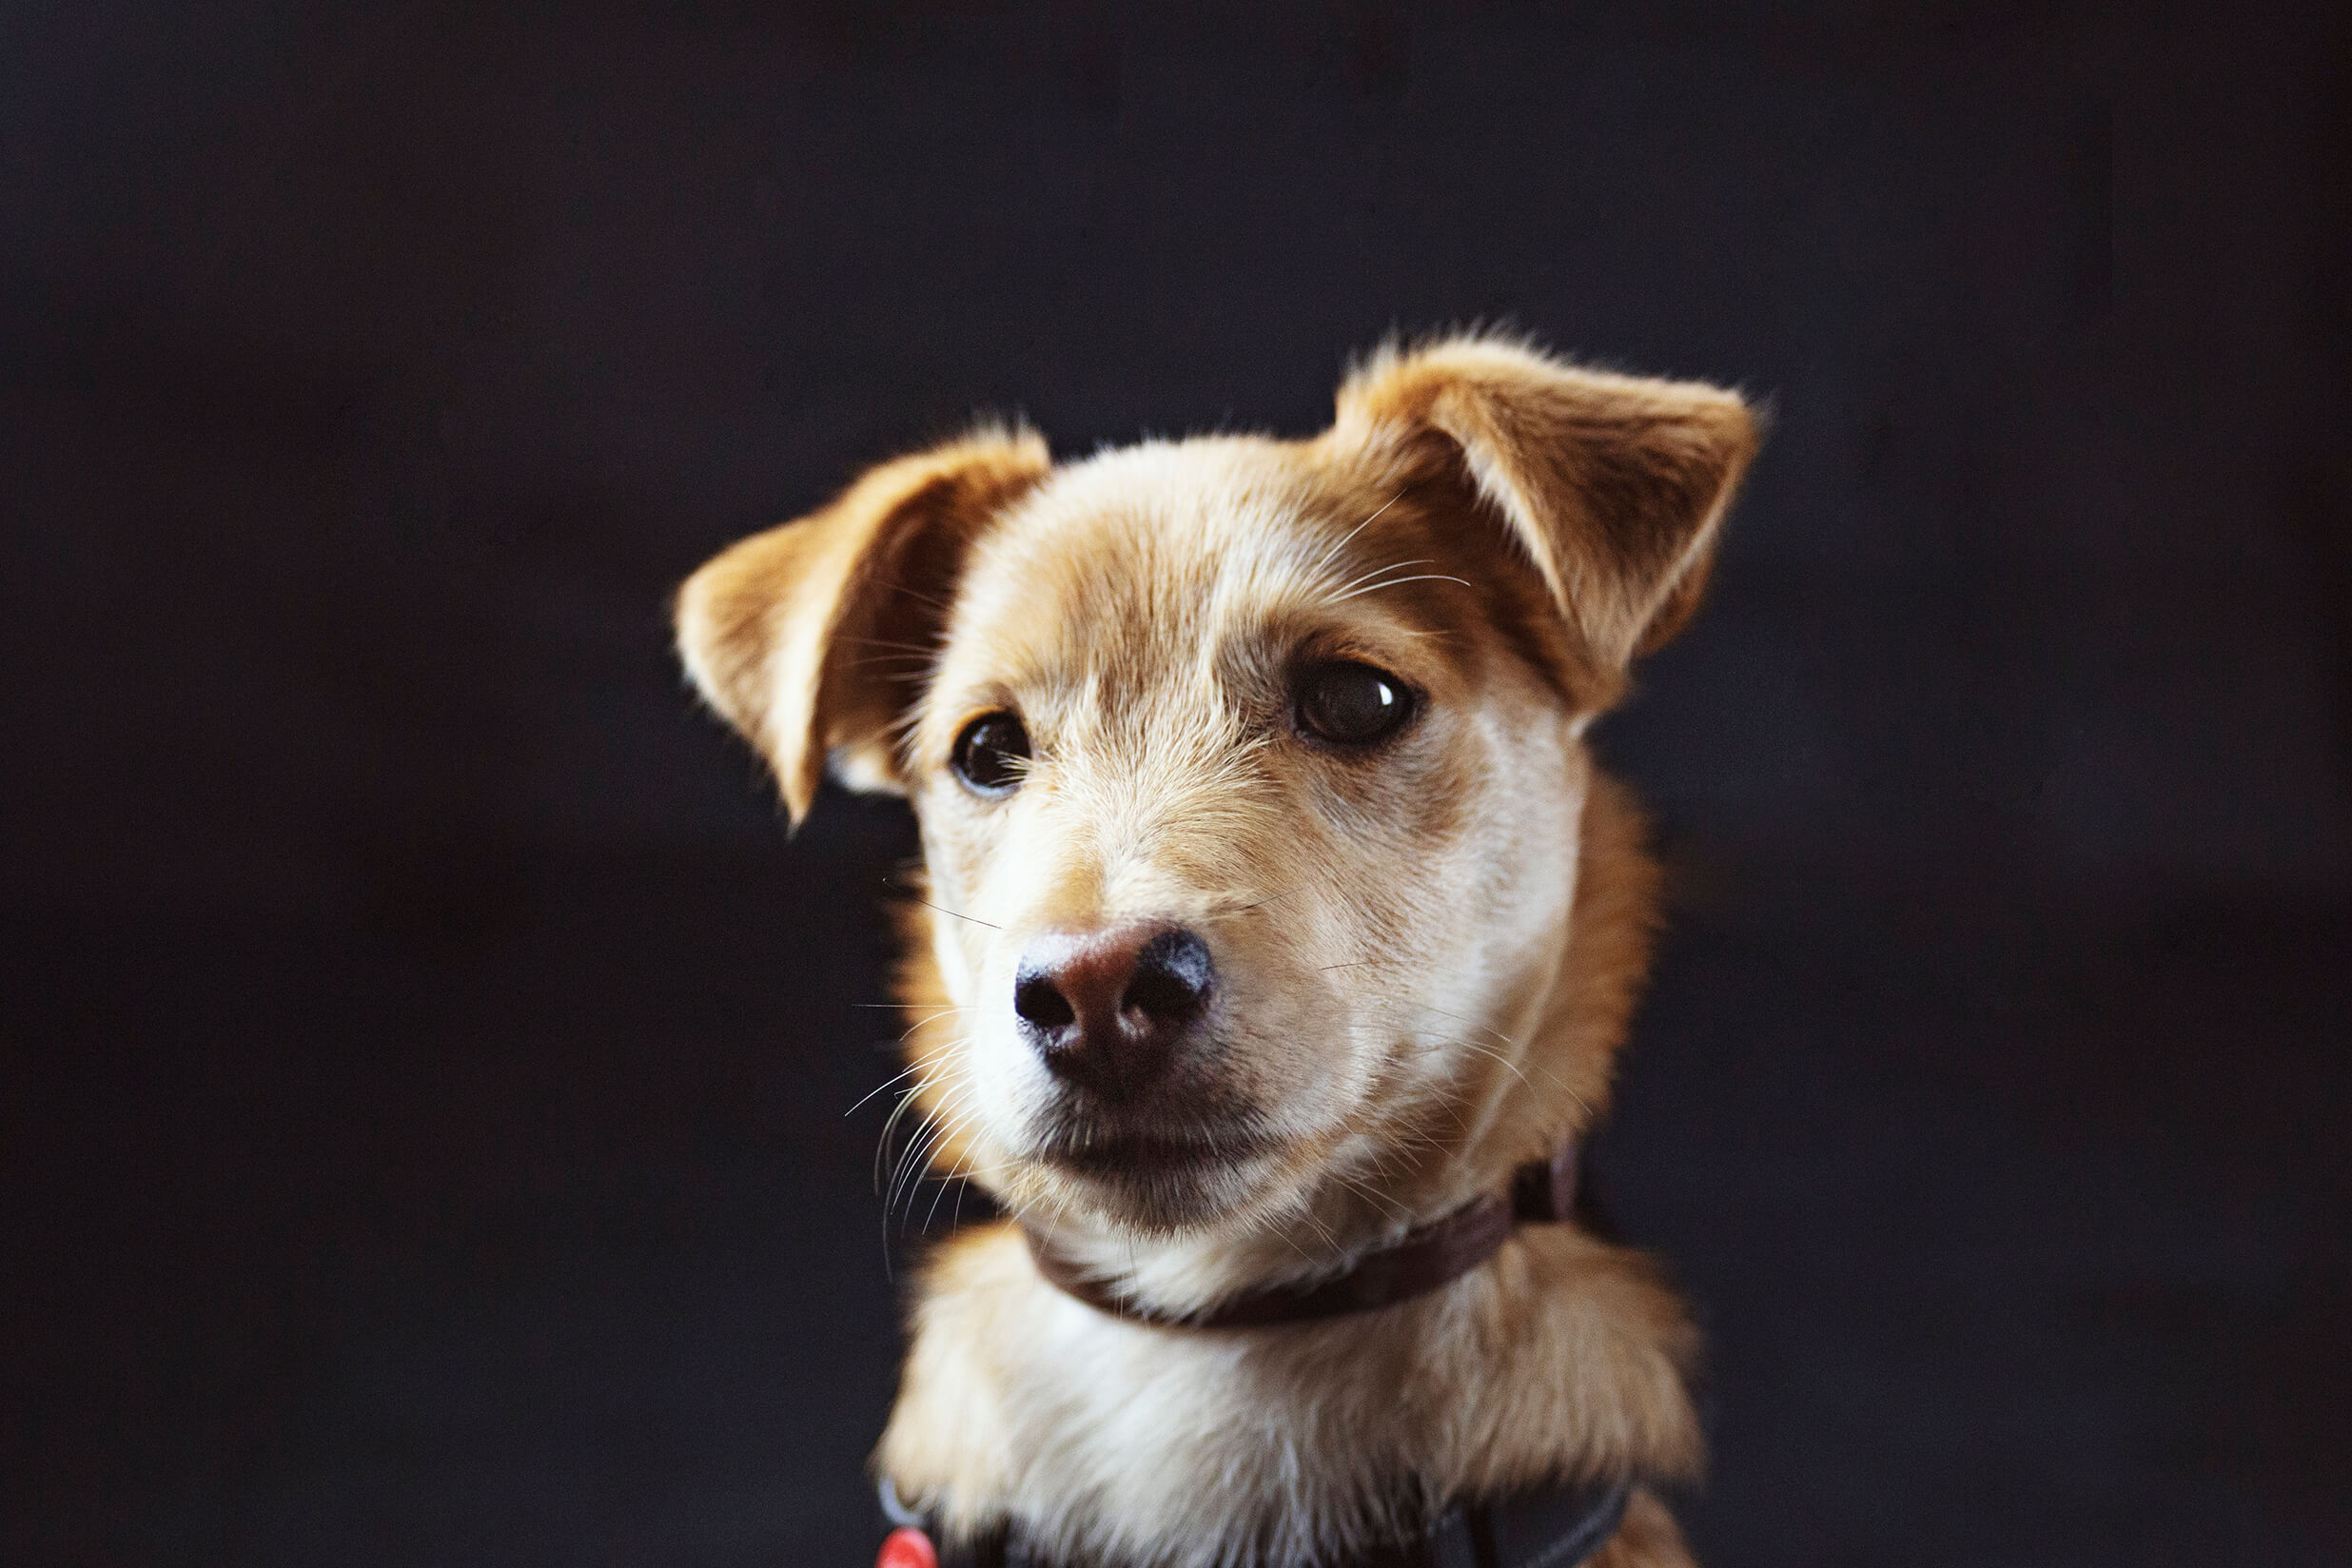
(674, 428, 1050, 825)
(1328, 335, 1759, 704)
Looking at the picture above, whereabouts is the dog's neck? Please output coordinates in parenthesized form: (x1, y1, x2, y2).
(1023, 1144, 1582, 1329)
(1014, 1131, 1529, 1323)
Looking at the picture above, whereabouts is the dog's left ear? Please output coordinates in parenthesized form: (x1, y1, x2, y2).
(1329, 336, 1760, 689)
(674, 427, 1050, 824)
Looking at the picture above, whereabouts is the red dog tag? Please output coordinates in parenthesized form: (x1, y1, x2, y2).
(874, 1526, 938, 1568)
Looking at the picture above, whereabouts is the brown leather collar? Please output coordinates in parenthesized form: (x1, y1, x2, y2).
(1021, 1143, 1580, 1328)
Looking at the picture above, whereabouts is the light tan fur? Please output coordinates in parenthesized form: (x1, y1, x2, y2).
(676, 335, 1757, 1568)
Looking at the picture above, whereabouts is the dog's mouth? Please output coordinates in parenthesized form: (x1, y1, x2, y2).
(1035, 1127, 1273, 1179)
(1024, 1113, 1283, 1226)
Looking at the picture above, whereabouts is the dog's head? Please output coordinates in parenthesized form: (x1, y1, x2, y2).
(678, 338, 1755, 1238)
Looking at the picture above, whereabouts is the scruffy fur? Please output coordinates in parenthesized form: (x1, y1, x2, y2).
(675, 336, 1758, 1568)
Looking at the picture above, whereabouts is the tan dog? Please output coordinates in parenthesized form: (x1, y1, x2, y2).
(676, 336, 1758, 1568)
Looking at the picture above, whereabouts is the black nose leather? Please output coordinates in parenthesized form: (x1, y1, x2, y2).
(1013, 925, 1215, 1098)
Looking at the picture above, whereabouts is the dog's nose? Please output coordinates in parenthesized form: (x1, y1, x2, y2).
(1012, 925, 1215, 1098)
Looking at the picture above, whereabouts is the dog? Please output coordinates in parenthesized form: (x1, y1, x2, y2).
(675, 335, 1758, 1568)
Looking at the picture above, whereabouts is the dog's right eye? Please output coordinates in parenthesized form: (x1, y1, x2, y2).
(951, 712, 1030, 796)
(1293, 661, 1415, 749)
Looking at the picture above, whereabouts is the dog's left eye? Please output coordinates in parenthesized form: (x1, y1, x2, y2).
(1293, 662, 1414, 748)
(951, 712, 1030, 795)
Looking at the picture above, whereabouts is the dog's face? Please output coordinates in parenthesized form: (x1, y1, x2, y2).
(900, 443, 1603, 1233)
(677, 339, 1754, 1237)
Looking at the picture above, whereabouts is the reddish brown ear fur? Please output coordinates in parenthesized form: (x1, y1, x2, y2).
(673, 428, 1049, 822)
(1329, 337, 1758, 695)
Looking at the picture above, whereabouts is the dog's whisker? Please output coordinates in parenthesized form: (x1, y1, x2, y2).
(884, 1119, 932, 1213)
(1236, 1191, 1323, 1271)
(1328, 556, 1439, 599)
(927, 1145, 999, 1234)
(913, 1103, 989, 1232)
(1425, 1034, 1591, 1118)
(873, 1054, 968, 1195)
(874, 1086, 924, 1192)
(1373, 997, 1540, 1062)
(1330, 571, 1478, 604)
(844, 1056, 935, 1119)
(892, 1113, 960, 1218)
(1405, 1083, 1481, 1141)
(895, 1007, 970, 1043)
(921, 1159, 968, 1233)
(896, 1067, 982, 1196)
(1405, 1029, 1543, 1101)
(1254, 1205, 1323, 1270)
(897, 893, 1002, 931)
(1328, 1168, 1413, 1226)
(1313, 491, 1405, 573)
(843, 656, 943, 673)
(865, 576, 956, 617)
(835, 634, 948, 654)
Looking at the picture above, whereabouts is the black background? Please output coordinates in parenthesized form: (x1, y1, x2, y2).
(6, 3, 2349, 1563)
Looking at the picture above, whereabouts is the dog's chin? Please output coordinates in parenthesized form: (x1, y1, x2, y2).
(1025, 1129, 1288, 1234)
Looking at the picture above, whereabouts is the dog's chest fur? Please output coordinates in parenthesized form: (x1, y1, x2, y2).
(880, 1224, 1701, 1568)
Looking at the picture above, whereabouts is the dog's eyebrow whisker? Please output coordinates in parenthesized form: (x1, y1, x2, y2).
(1313, 492, 1405, 573)
(1328, 557, 1438, 598)
(1330, 572, 1479, 604)
(1228, 885, 1304, 915)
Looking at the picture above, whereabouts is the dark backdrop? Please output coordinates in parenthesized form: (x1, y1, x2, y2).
(5, 3, 2347, 1564)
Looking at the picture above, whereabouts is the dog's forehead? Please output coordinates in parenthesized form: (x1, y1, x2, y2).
(945, 438, 1371, 684)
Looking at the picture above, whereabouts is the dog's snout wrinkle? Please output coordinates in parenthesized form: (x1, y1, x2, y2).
(1014, 924, 1215, 1100)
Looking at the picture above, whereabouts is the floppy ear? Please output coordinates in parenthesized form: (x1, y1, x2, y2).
(674, 427, 1050, 824)
(1330, 335, 1759, 693)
